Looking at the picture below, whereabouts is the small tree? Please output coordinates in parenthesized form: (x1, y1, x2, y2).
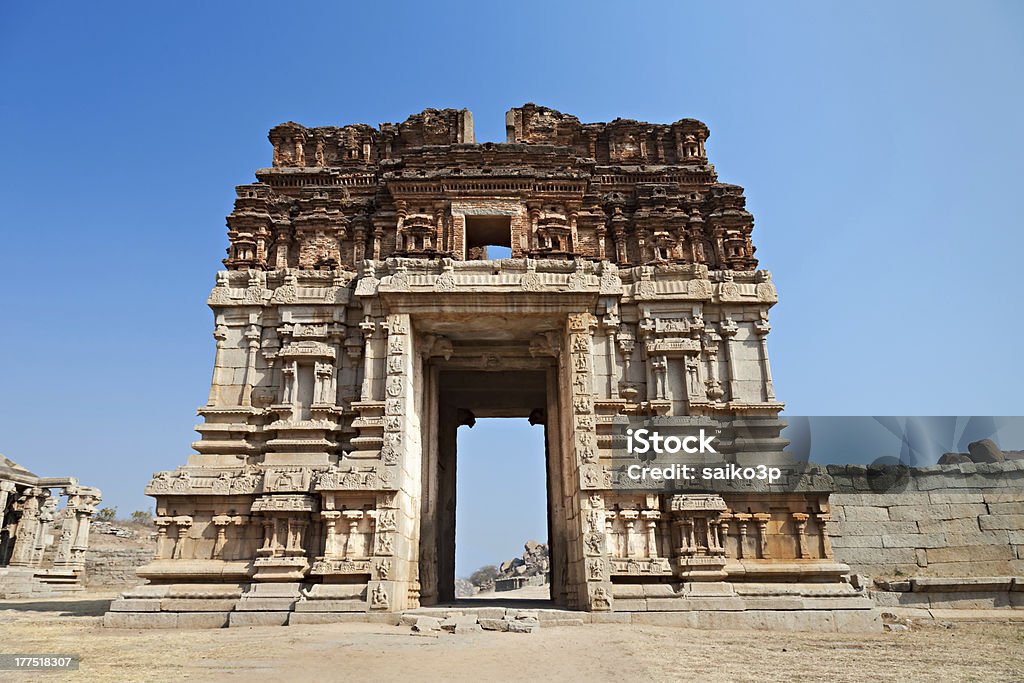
(96, 507, 117, 523)
(129, 509, 153, 525)
(469, 564, 499, 589)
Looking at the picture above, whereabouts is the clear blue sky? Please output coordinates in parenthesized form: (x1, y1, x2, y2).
(2, 3, 1022, 568)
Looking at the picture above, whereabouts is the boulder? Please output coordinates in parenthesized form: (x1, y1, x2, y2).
(967, 439, 1004, 463)
(938, 452, 971, 465)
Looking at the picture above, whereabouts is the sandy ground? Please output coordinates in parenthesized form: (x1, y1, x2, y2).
(1, 593, 1023, 683)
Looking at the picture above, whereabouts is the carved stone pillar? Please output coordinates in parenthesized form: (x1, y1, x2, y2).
(616, 331, 636, 398)
(257, 517, 275, 557)
(359, 316, 377, 401)
(600, 310, 620, 399)
(372, 226, 383, 260)
(734, 513, 751, 559)
(171, 516, 192, 560)
(9, 489, 43, 567)
(613, 220, 627, 263)
(792, 512, 810, 559)
(207, 324, 228, 406)
(343, 510, 364, 558)
(604, 511, 617, 556)
(150, 517, 170, 559)
(286, 518, 308, 558)
(27, 496, 55, 567)
(816, 512, 834, 559)
(718, 318, 740, 401)
(211, 515, 233, 558)
(752, 512, 772, 559)
(754, 317, 776, 402)
(321, 510, 341, 558)
(241, 323, 262, 407)
(353, 225, 366, 263)
(642, 510, 660, 558)
(703, 331, 724, 401)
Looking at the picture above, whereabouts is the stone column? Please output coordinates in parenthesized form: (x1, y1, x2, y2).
(212, 515, 236, 558)
(154, 517, 173, 559)
(9, 489, 43, 567)
(257, 517, 275, 557)
(816, 512, 834, 559)
(752, 512, 771, 559)
(754, 317, 776, 402)
(719, 318, 740, 401)
(67, 492, 99, 570)
(604, 511, 617, 556)
(359, 316, 377, 401)
(703, 331, 724, 401)
(734, 513, 751, 559)
(321, 511, 341, 558)
(0, 481, 15, 519)
(600, 311, 619, 399)
(619, 509, 639, 558)
(792, 512, 810, 559)
(52, 500, 81, 570)
(241, 323, 262, 407)
(171, 516, 192, 560)
(569, 312, 612, 611)
(342, 510, 364, 558)
(613, 221, 627, 263)
(207, 324, 228, 406)
(642, 510, 660, 558)
(353, 226, 366, 263)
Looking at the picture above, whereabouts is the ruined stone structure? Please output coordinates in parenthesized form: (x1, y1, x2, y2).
(0, 454, 102, 597)
(108, 106, 876, 629)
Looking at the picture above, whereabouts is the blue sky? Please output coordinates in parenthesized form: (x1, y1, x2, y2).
(2, 2, 1022, 572)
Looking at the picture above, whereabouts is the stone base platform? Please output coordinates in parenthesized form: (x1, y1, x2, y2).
(103, 606, 882, 632)
(104, 586, 882, 632)
(0, 567, 86, 599)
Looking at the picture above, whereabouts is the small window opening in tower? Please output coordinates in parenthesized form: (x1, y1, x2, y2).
(465, 215, 512, 259)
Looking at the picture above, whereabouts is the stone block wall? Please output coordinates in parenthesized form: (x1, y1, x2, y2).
(84, 547, 155, 587)
(828, 461, 1024, 578)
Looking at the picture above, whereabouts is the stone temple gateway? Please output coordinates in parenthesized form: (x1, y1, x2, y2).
(107, 105, 876, 629)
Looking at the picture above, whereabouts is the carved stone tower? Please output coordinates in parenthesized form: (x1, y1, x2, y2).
(107, 105, 873, 628)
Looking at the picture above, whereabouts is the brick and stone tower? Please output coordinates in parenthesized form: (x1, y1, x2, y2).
(107, 105, 873, 629)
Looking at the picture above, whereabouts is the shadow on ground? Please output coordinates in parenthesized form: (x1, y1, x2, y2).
(0, 598, 113, 616)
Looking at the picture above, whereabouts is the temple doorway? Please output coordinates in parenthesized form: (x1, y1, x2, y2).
(418, 364, 572, 607)
(455, 417, 550, 602)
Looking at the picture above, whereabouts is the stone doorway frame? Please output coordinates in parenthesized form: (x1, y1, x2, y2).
(378, 288, 601, 612)
(418, 365, 567, 606)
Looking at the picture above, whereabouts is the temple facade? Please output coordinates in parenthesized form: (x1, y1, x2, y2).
(108, 106, 874, 628)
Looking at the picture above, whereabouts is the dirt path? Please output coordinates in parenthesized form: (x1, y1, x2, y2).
(1, 595, 1022, 682)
